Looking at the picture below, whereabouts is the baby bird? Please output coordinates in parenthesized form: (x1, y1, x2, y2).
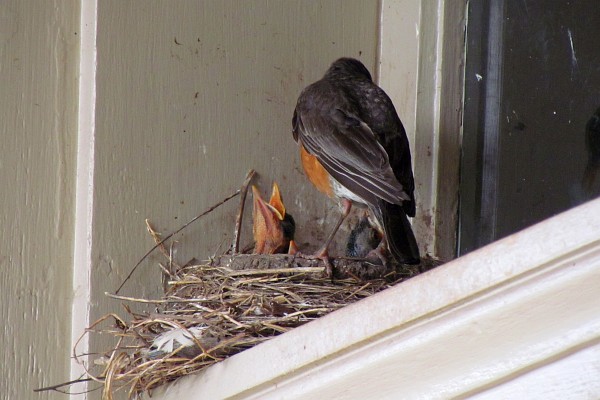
(252, 183, 296, 254)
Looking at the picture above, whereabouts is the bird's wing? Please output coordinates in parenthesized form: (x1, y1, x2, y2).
(293, 106, 408, 205)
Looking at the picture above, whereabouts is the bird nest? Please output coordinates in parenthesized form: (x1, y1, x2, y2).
(75, 252, 439, 400)
(38, 172, 441, 399)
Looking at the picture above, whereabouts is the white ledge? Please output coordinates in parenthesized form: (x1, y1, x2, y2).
(150, 198, 600, 400)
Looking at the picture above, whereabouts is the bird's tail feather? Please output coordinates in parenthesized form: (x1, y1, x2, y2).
(372, 201, 420, 264)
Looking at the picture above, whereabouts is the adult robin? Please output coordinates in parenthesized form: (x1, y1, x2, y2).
(292, 57, 420, 266)
(252, 182, 297, 254)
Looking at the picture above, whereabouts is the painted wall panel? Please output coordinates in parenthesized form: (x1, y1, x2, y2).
(88, 0, 380, 388)
(0, 1, 79, 398)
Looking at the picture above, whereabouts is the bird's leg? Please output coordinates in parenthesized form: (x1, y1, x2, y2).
(317, 199, 352, 256)
(313, 199, 352, 276)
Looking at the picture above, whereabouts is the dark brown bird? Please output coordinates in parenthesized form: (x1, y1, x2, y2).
(252, 183, 296, 254)
(292, 57, 420, 265)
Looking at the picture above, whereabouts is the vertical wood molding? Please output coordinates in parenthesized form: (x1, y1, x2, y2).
(412, 0, 442, 257)
(71, 0, 98, 395)
(378, 0, 421, 147)
(380, 0, 466, 260)
(434, 1, 467, 259)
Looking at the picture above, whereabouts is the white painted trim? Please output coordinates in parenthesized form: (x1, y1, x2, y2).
(379, 0, 466, 260)
(412, 0, 446, 257)
(149, 198, 600, 399)
(71, 0, 98, 395)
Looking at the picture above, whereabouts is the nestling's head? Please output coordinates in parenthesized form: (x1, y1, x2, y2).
(252, 183, 296, 254)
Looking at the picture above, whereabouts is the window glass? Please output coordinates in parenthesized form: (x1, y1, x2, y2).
(459, 0, 600, 254)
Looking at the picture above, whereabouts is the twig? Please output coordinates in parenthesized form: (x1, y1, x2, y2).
(145, 220, 172, 264)
(33, 377, 96, 393)
(226, 267, 325, 276)
(105, 292, 209, 304)
(232, 169, 256, 254)
(145, 221, 180, 279)
(115, 190, 240, 294)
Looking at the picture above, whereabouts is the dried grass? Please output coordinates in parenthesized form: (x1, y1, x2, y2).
(39, 175, 442, 399)
(78, 255, 434, 399)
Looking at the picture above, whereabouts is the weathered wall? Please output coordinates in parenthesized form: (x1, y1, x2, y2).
(87, 1, 380, 394)
(0, 1, 79, 399)
(91, 0, 379, 302)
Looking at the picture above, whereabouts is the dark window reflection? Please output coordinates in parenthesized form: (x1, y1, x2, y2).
(459, 0, 600, 255)
(583, 108, 600, 197)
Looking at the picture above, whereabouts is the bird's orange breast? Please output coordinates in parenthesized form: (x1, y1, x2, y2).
(300, 145, 333, 198)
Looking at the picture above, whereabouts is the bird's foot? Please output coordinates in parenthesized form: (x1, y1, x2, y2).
(294, 247, 334, 278)
(313, 247, 334, 278)
(364, 247, 391, 268)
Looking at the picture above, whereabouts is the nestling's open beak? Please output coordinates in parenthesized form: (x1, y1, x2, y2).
(268, 182, 286, 219)
(252, 183, 295, 254)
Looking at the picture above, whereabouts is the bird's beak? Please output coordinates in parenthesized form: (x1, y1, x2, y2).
(288, 239, 299, 255)
(252, 185, 285, 254)
(252, 185, 280, 224)
(268, 182, 286, 220)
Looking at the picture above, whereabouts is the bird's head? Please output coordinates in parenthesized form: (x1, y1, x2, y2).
(324, 58, 373, 81)
(345, 216, 382, 258)
(252, 183, 296, 254)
